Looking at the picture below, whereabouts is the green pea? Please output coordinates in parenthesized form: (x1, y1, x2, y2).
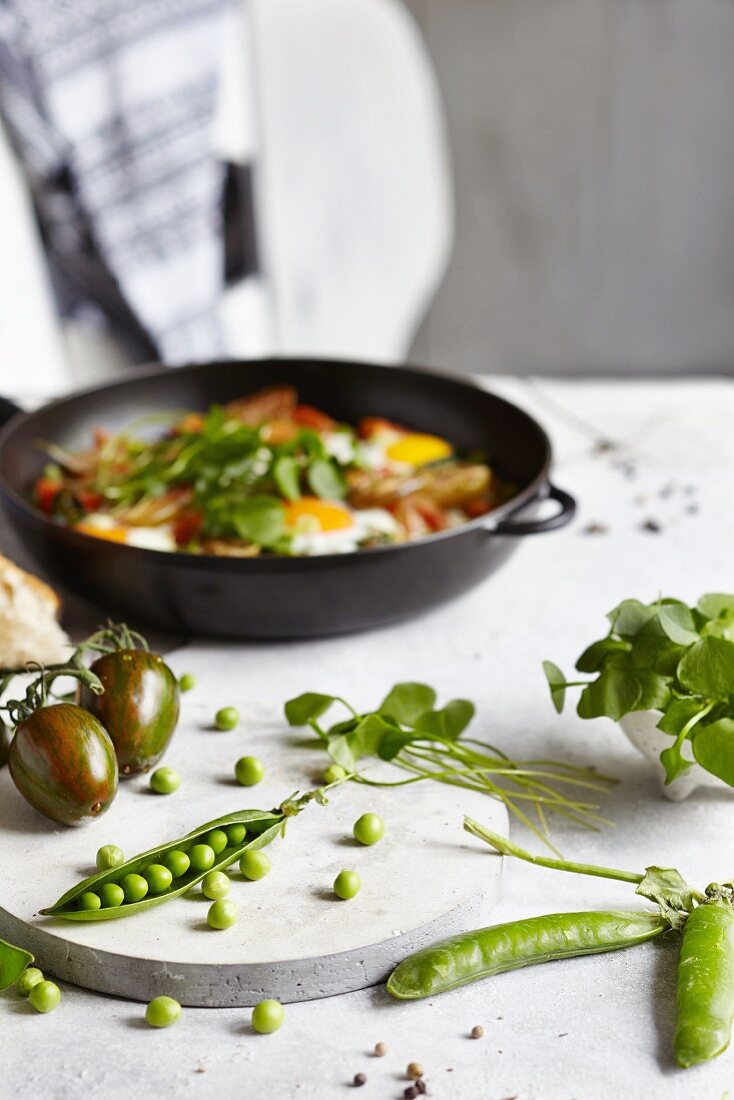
(99, 883, 125, 909)
(189, 844, 215, 873)
(29, 980, 61, 1014)
(163, 850, 191, 878)
(179, 673, 196, 693)
(205, 829, 228, 855)
(215, 706, 239, 731)
(252, 998, 285, 1034)
(226, 824, 247, 846)
(145, 995, 181, 1028)
(323, 763, 347, 785)
(77, 891, 101, 912)
(207, 899, 237, 930)
(120, 873, 149, 903)
(202, 871, 230, 900)
(96, 844, 124, 871)
(333, 870, 361, 900)
(353, 813, 385, 846)
(150, 767, 180, 795)
(16, 967, 44, 996)
(144, 864, 173, 894)
(239, 850, 271, 881)
(234, 756, 265, 787)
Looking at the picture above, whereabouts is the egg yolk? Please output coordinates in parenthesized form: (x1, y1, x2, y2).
(75, 521, 129, 543)
(385, 433, 452, 466)
(284, 498, 354, 532)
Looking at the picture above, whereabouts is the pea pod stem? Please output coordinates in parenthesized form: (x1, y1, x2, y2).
(464, 818, 643, 885)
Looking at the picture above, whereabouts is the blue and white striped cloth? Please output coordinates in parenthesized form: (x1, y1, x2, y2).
(0, 0, 246, 362)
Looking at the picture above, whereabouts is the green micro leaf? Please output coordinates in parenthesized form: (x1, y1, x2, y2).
(379, 683, 437, 726)
(413, 700, 475, 740)
(607, 599, 654, 637)
(678, 636, 734, 701)
(657, 699, 708, 737)
(660, 740, 695, 785)
(655, 603, 700, 646)
(231, 495, 286, 547)
(576, 666, 641, 721)
(307, 459, 347, 500)
(691, 718, 734, 786)
(633, 670, 672, 712)
(542, 660, 567, 714)
(273, 455, 301, 502)
(697, 593, 734, 621)
(284, 693, 338, 726)
(575, 638, 631, 673)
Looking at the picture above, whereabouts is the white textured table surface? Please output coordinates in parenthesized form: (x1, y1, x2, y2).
(2, 376, 733, 1100)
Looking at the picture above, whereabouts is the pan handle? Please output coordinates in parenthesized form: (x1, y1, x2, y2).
(488, 483, 576, 537)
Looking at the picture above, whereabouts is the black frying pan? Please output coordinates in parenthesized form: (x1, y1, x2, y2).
(0, 358, 574, 638)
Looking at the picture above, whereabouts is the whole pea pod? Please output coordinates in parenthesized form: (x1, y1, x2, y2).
(674, 898, 734, 1068)
(387, 910, 667, 999)
(41, 809, 283, 921)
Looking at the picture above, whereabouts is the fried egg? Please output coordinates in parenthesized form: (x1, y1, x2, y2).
(75, 514, 176, 552)
(358, 427, 453, 474)
(284, 497, 398, 555)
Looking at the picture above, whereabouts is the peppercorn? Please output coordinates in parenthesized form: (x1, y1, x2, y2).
(353, 1073, 367, 1087)
(471, 1025, 485, 1039)
(404, 1089, 418, 1100)
(407, 1063, 424, 1080)
(416, 1082, 427, 1095)
(374, 1042, 388, 1057)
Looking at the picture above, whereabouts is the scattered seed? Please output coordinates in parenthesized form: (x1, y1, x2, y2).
(581, 522, 608, 535)
(373, 1042, 388, 1057)
(407, 1063, 424, 1080)
(686, 503, 700, 515)
(640, 519, 662, 534)
(353, 1072, 367, 1087)
(404, 1089, 418, 1100)
(593, 439, 617, 455)
(416, 1082, 427, 1095)
(470, 1025, 485, 1039)
(558, 1032, 568, 1037)
(659, 482, 675, 499)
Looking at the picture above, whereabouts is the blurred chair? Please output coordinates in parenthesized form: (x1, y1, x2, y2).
(0, 0, 453, 395)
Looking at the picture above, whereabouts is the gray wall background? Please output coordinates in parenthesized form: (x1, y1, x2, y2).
(405, 0, 734, 375)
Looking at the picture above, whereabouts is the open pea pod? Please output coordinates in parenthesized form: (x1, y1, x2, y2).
(0, 936, 34, 990)
(41, 809, 284, 921)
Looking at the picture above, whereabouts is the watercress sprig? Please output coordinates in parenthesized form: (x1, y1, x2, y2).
(544, 593, 734, 787)
(285, 682, 615, 851)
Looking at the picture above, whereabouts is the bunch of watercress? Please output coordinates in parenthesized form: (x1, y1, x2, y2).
(286, 682, 614, 849)
(544, 594, 734, 787)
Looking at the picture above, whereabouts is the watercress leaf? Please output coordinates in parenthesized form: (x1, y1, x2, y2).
(273, 455, 301, 502)
(379, 683, 437, 725)
(328, 735, 358, 772)
(413, 700, 475, 740)
(576, 667, 641, 721)
(697, 593, 734, 621)
(542, 661, 566, 713)
(307, 459, 347, 500)
(231, 495, 286, 546)
(607, 599, 654, 637)
(629, 624, 686, 677)
(657, 699, 708, 737)
(377, 727, 418, 761)
(634, 670, 672, 712)
(326, 717, 361, 737)
(701, 606, 734, 642)
(660, 740, 695, 785)
(636, 867, 696, 931)
(331, 713, 394, 770)
(285, 693, 337, 726)
(575, 638, 631, 673)
(691, 718, 734, 785)
(655, 603, 699, 646)
(678, 636, 734, 700)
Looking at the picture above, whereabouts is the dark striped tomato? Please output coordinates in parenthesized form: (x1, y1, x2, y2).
(9, 703, 118, 826)
(79, 651, 180, 776)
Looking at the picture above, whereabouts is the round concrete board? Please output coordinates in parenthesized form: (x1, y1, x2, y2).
(0, 702, 506, 1006)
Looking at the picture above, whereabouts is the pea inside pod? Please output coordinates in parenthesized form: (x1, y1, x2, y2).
(41, 809, 284, 922)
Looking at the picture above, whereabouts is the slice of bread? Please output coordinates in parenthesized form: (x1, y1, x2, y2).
(0, 554, 72, 669)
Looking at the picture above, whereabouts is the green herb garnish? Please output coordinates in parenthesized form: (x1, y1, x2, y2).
(544, 593, 734, 787)
(285, 682, 614, 850)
